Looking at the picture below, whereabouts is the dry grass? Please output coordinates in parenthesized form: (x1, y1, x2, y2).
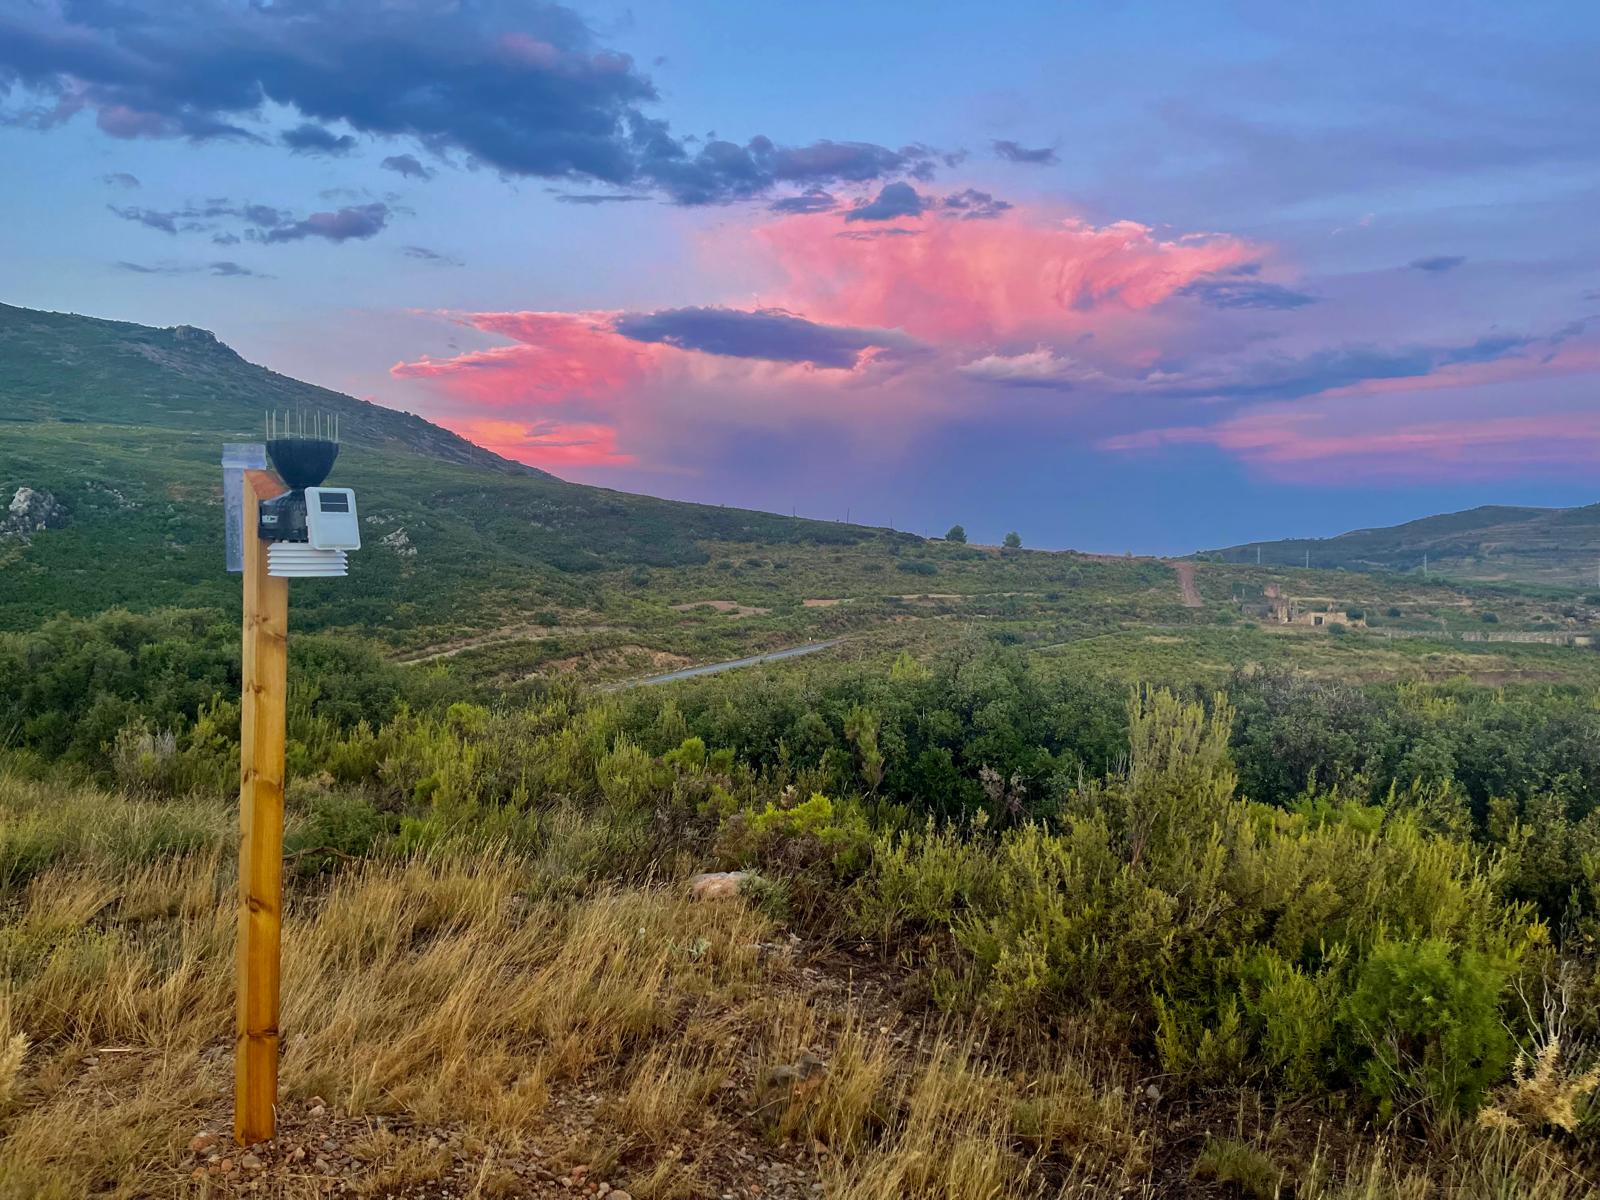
(2, 772, 1595, 1198)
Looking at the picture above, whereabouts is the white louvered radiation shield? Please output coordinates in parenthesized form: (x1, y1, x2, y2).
(267, 544, 348, 578)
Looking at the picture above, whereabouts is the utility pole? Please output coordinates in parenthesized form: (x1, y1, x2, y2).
(1257, 545, 1262, 565)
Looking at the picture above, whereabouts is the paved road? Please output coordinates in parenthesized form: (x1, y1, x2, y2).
(628, 640, 841, 687)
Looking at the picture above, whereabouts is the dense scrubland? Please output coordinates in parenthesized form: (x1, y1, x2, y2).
(6, 607, 1600, 1196)
(9, 307, 1600, 1194)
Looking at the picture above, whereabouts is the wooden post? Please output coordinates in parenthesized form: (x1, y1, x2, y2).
(236, 468, 288, 1146)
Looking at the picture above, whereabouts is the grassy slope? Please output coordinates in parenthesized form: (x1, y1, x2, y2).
(1203, 503, 1600, 586)
(0, 303, 898, 640)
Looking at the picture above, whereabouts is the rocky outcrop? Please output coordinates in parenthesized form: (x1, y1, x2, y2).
(1, 486, 68, 542)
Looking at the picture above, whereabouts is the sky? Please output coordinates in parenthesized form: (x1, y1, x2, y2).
(2, 1, 1598, 553)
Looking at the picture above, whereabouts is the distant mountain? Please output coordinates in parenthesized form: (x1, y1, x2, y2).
(1203, 504, 1600, 588)
(0, 303, 898, 636)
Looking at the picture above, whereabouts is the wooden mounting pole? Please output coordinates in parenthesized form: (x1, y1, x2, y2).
(236, 468, 288, 1146)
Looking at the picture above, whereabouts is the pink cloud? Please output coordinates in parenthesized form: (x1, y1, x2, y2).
(1106, 406, 1600, 482)
(391, 312, 659, 406)
(442, 417, 634, 467)
(752, 209, 1259, 341)
(1316, 340, 1600, 400)
(385, 204, 1316, 477)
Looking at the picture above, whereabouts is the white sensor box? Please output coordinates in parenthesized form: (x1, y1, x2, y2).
(304, 487, 361, 550)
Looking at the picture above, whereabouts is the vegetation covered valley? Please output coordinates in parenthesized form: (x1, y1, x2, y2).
(7, 305, 1600, 1197)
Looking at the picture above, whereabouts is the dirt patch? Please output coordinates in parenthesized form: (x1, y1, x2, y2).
(672, 600, 772, 618)
(1172, 562, 1203, 608)
(802, 598, 846, 608)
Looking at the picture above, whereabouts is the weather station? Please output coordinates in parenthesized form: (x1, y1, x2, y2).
(221, 412, 362, 1146)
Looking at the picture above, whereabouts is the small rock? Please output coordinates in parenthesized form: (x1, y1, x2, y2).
(240, 1153, 263, 1171)
(1144, 1083, 1162, 1102)
(314, 1157, 330, 1172)
(219, 1158, 235, 1174)
(190, 1132, 220, 1154)
(610, 1193, 632, 1200)
(306, 1095, 327, 1110)
(290, 1146, 307, 1162)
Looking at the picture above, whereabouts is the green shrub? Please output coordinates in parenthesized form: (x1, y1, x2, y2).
(286, 791, 392, 871)
(1343, 937, 1514, 1120)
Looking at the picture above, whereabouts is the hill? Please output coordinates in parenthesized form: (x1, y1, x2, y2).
(1202, 502, 1600, 588)
(0, 302, 897, 641)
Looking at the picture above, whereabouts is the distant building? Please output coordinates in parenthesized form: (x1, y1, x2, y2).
(1245, 584, 1365, 628)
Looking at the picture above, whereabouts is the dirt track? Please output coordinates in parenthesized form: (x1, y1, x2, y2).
(1173, 561, 1203, 607)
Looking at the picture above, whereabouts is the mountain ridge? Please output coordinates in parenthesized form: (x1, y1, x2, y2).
(1204, 501, 1600, 587)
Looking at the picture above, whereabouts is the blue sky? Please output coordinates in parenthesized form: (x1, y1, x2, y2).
(3, 0, 1598, 552)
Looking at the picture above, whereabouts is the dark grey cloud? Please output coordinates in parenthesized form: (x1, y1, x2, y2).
(612, 306, 922, 368)
(101, 171, 140, 188)
(109, 204, 181, 234)
(642, 133, 937, 205)
(254, 202, 390, 244)
(769, 187, 837, 214)
(993, 139, 1058, 165)
(1410, 255, 1466, 273)
(115, 259, 265, 277)
(402, 244, 462, 266)
(554, 192, 651, 205)
(1, 2, 936, 206)
(844, 182, 929, 222)
(836, 228, 921, 241)
(281, 123, 357, 156)
(1152, 333, 1535, 403)
(942, 188, 1012, 220)
(380, 154, 433, 181)
(108, 198, 388, 245)
(1179, 279, 1319, 310)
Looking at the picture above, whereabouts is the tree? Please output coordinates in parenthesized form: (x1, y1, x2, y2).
(1003, 531, 1022, 549)
(945, 524, 967, 543)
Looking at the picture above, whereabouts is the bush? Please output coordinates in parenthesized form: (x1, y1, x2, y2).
(1343, 937, 1513, 1120)
(897, 560, 938, 576)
